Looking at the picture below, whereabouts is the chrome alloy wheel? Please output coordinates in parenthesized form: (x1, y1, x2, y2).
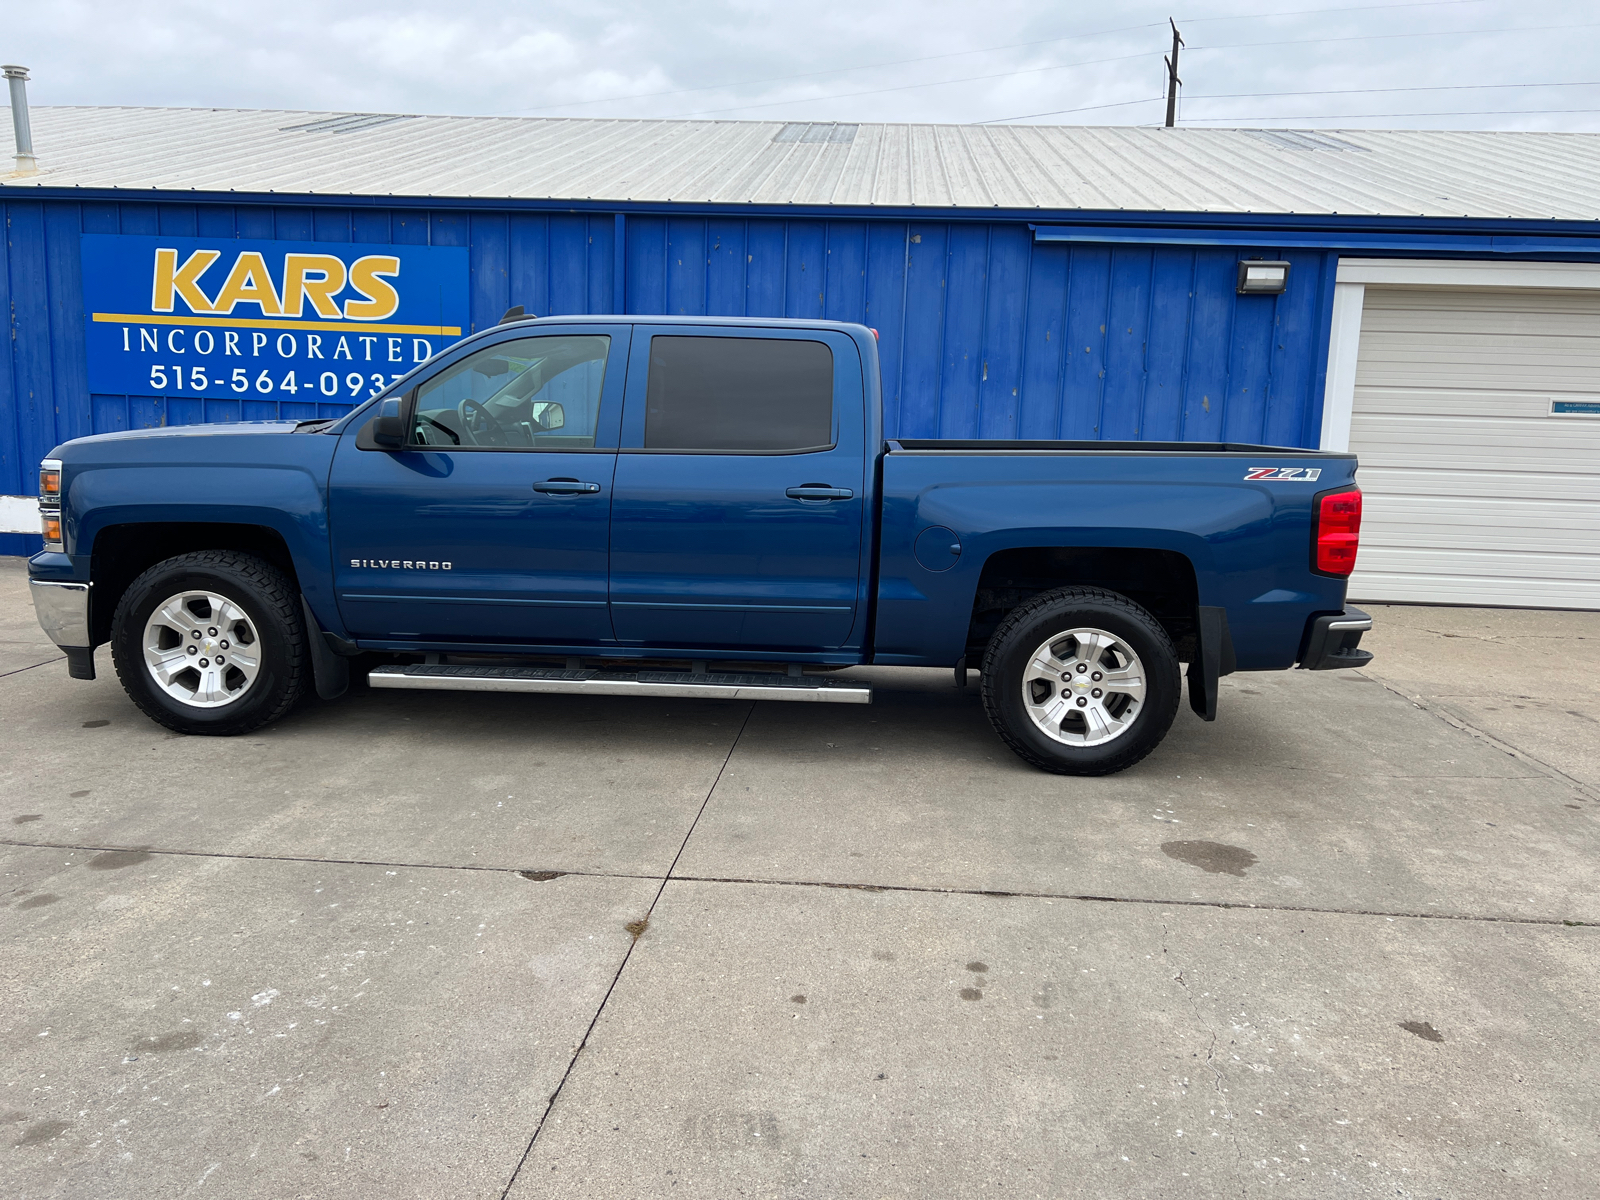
(1021, 627, 1147, 748)
(142, 590, 262, 708)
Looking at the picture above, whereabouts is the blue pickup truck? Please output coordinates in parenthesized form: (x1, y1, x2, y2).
(28, 314, 1371, 775)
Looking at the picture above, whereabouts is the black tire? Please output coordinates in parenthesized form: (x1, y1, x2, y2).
(110, 550, 308, 736)
(980, 586, 1181, 776)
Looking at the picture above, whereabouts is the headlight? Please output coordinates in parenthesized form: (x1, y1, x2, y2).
(38, 458, 63, 552)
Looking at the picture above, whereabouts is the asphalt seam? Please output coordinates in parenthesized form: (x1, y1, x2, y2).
(2, 836, 1587, 928)
(493, 701, 757, 1200)
(1360, 671, 1600, 804)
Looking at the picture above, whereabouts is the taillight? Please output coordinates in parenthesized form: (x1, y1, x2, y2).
(1313, 488, 1362, 577)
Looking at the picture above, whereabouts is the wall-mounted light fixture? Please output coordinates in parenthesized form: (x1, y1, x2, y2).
(1236, 259, 1290, 295)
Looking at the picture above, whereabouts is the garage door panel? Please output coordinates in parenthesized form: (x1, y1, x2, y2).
(1355, 468, 1600, 503)
(1351, 412, 1600, 449)
(1363, 494, 1600, 530)
(1362, 522, 1599, 556)
(1359, 328, 1600, 354)
(1355, 356, 1600, 392)
(1351, 388, 1599, 418)
(1349, 570, 1600, 608)
(1347, 284, 1600, 609)
(1352, 445, 1599, 476)
(1364, 286, 1600, 318)
(1360, 309, 1600, 337)
(1353, 545, 1600, 583)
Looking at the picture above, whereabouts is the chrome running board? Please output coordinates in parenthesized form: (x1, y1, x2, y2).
(367, 663, 872, 704)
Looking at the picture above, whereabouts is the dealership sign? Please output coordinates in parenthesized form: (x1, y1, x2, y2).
(81, 234, 470, 402)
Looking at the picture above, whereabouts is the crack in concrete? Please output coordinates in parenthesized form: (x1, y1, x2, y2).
(1360, 671, 1600, 805)
(1164, 928, 1248, 1196)
(495, 702, 757, 1200)
(0, 836, 1588, 928)
(0, 655, 64, 680)
(1164, 920, 1247, 1199)
(1411, 627, 1588, 644)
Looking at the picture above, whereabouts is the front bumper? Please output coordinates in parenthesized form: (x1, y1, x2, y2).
(29, 579, 96, 679)
(1298, 606, 1374, 671)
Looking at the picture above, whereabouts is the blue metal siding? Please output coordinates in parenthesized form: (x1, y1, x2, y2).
(1, 195, 1339, 554)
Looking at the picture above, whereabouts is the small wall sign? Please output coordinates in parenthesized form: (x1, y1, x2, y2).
(1551, 399, 1600, 417)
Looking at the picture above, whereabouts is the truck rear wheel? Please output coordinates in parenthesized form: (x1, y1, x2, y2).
(981, 587, 1180, 776)
(110, 551, 308, 736)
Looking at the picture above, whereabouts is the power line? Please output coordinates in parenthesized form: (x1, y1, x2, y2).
(1181, 0, 1508, 21)
(673, 50, 1156, 118)
(1178, 106, 1600, 122)
(982, 98, 1161, 125)
(1188, 19, 1600, 53)
(1184, 81, 1600, 101)
(983, 81, 1600, 126)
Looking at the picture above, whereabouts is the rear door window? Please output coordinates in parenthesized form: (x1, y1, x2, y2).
(643, 336, 833, 452)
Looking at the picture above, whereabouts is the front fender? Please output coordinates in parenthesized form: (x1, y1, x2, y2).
(58, 430, 340, 632)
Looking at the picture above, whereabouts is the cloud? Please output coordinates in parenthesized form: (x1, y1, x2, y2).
(6, 0, 1598, 132)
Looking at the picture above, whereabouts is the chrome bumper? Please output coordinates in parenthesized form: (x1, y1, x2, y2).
(30, 579, 91, 648)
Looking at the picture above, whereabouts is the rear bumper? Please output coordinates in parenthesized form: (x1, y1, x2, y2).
(1298, 606, 1374, 671)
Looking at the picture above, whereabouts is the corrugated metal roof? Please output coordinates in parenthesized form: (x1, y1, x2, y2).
(6, 104, 1600, 220)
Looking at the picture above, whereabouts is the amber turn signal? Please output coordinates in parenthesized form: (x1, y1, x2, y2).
(41, 510, 63, 550)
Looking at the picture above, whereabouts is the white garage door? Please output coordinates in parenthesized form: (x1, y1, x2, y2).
(1347, 286, 1600, 609)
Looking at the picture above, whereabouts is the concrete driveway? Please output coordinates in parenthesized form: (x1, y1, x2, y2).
(2, 555, 1596, 1199)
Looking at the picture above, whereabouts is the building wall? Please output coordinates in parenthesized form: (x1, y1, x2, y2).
(1, 195, 1337, 553)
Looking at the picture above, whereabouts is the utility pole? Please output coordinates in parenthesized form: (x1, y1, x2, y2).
(1164, 19, 1184, 129)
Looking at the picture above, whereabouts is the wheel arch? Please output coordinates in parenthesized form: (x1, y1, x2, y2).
(88, 522, 301, 647)
(964, 545, 1200, 663)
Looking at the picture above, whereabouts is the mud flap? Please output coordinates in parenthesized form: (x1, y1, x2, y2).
(300, 596, 350, 701)
(1186, 605, 1235, 722)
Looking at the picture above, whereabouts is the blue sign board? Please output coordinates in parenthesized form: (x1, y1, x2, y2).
(1551, 400, 1600, 417)
(80, 234, 470, 404)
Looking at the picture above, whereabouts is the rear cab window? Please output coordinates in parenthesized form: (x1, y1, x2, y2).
(642, 336, 834, 452)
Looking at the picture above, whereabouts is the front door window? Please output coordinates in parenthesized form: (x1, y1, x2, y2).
(411, 335, 610, 450)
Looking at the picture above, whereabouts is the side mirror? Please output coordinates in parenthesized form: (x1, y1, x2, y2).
(356, 397, 407, 450)
(533, 401, 565, 431)
(371, 414, 405, 447)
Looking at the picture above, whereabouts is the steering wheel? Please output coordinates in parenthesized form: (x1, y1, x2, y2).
(457, 397, 509, 446)
(417, 413, 460, 446)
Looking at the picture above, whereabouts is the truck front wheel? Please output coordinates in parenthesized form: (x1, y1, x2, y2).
(981, 587, 1180, 776)
(110, 550, 308, 736)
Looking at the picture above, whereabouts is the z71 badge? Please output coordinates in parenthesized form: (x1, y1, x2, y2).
(1244, 466, 1322, 482)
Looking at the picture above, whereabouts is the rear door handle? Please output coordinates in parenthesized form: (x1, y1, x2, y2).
(533, 478, 602, 495)
(785, 486, 854, 501)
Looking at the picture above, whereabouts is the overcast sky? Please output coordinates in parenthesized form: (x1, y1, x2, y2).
(7, 0, 1600, 131)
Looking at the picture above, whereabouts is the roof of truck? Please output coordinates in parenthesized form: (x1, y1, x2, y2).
(5, 105, 1600, 222)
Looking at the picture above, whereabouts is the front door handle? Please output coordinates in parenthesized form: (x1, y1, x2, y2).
(533, 478, 602, 495)
(785, 486, 854, 501)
